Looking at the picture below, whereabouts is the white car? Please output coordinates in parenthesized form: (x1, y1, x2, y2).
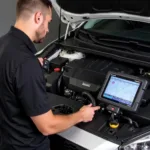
(37, 1, 150, 150)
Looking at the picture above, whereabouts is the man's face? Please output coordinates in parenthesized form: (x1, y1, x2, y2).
(34, 8, 52, 43)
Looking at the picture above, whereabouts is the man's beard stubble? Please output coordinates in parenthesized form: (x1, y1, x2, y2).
(34, 31, 45, 43)
(34, 24, 46, 43)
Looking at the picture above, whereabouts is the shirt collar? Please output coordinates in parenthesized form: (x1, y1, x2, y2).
(9, 26, 37, 54)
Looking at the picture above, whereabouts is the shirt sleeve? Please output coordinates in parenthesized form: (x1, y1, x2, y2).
(15, 57, 52, 117)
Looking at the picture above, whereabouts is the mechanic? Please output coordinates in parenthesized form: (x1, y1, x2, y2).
(0, 0, 100, 150)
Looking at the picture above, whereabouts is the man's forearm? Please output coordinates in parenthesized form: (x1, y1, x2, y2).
(48, 111, 83, 135)
(31, 105, 99, 136)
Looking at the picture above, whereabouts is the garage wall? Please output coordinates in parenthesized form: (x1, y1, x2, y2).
(0, 0, 66, 51)
(0, 1, 16, 37)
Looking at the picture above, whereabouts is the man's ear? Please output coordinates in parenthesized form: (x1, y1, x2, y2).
(35, 12, 44, 25)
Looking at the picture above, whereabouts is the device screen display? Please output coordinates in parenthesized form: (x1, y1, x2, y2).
(102, 75, 141, 107)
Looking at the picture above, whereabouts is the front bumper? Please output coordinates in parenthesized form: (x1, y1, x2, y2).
(58, 126, 119, 150)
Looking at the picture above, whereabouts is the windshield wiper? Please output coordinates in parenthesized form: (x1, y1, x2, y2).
(77, 30, 150, 54)
(89, 33, 136, 53)
(78, 30, 135, 53)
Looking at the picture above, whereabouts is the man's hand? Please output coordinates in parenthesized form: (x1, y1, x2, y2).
(38, 57, 44, 66)
(79, 104, 100, 123)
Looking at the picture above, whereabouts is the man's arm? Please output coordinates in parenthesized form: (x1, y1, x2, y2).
(15, 58, 100, 135)
(31, 104, 100, 136)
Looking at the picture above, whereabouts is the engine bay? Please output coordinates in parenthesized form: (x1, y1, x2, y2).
(42, 47, 150, 145)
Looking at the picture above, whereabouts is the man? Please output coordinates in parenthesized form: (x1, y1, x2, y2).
(0, 0, 100, 150)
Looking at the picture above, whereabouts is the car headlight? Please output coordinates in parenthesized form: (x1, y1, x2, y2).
(123, 135, 150, 150)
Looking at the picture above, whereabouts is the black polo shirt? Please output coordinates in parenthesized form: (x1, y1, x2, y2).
(0, 26, 52, 150)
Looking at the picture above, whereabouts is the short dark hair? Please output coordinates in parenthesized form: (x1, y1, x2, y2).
(16, 0, 52, 18)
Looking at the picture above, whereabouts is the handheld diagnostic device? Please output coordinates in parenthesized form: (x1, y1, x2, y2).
(98, 71, 147, 112)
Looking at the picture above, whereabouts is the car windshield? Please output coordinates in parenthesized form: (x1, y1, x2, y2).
(83, 19, 150, 43)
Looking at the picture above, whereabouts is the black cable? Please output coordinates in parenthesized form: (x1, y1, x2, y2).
(82, 91, 96, 106)
(122, 116, 133, 125)
(122, 116, 139, 128)
(58, 0, 62, 43)
(111, 113, 115, 121)
(133, 121, 139, 128)
(57, 73, 63, 94)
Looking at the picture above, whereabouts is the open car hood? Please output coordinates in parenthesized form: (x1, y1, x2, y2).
(51, 0, 150, 28)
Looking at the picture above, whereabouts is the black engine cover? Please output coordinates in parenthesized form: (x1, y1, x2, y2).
(63, 57, 133, 94)
(63, 68, 103, 93)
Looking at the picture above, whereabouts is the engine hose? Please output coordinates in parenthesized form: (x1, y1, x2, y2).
(57, 73, 63, 94)
(82, 91, 96, 106)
